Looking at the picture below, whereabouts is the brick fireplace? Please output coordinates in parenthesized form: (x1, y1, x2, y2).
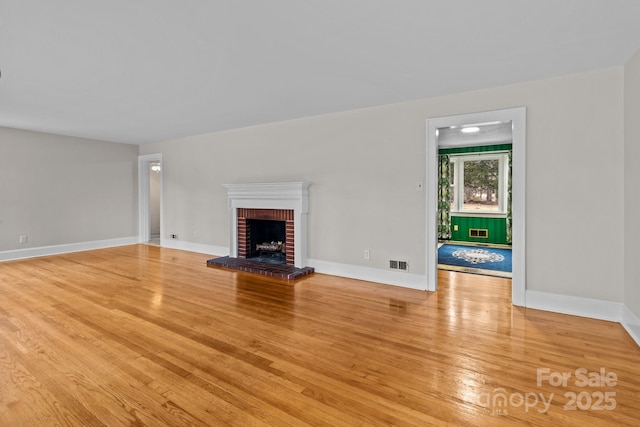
(237, 208, 294, 265)
(224, 182, 310, 268)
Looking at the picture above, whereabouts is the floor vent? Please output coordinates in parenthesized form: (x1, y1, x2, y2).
(469, 228, 489, 238)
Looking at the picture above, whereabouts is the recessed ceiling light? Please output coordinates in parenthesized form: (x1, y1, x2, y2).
(461, 126, 480, 133)
(463, 121, 503, 127)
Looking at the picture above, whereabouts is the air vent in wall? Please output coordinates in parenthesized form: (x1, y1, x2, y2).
(469, 228, 488, 238)
(389, 260, 409, 271)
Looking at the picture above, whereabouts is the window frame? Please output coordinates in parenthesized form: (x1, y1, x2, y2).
(449, 152, 509, 216)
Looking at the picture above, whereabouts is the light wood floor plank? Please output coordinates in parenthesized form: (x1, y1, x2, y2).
(0, 245, 638, 426)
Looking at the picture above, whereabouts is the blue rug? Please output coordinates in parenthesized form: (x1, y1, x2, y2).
(438, 244, 512, 278)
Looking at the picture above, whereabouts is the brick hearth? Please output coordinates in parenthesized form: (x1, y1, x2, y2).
(206, 256, 314, 280)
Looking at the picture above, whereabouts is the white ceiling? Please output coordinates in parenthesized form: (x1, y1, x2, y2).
(437, 122, 513, 148)
(1, 0, 640, 145)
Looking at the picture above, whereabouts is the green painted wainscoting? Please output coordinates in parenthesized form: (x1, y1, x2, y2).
(450, 216, 509, 245)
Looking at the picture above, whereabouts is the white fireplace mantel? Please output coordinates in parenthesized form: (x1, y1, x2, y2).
(224, 182, 310, 268)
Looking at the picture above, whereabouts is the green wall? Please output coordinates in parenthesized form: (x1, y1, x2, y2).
(450, 216, 509, 245)
(438, 143, 512, 155)
(440, 144, 512, 245)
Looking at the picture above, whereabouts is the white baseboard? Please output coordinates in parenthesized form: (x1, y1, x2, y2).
(307, 258, 428, 290)
(160, 239, 229, 257)
(156, 242, 428, 290)
(526, 290, 640, 347)
(525, 290, 623, 322)
(0, 236, 138, 262)
(622, 305, 640, 347)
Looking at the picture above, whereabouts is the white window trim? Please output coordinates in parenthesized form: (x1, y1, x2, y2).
(449, 152, 509, 216)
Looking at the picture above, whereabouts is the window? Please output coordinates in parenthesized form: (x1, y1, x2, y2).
(449, 153, 509, 214)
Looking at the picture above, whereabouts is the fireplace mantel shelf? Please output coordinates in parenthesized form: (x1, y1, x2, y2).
(223, 182, 310, 204)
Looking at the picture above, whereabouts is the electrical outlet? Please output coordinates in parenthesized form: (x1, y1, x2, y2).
(170, 234, 178, 240)
(19, 235, 27, 244)
(364, 249, 370, 260)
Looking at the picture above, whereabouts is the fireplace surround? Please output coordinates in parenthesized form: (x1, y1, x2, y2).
(224, 182, 310, 268)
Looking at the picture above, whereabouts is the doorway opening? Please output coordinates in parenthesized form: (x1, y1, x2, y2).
(426, 108, 526, 306)
(138, 153, 163, 245)
(148, 161, 161, 245)
(437, 130, 512, 278)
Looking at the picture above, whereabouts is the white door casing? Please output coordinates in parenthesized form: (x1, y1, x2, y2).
(426, 107, 526, 306)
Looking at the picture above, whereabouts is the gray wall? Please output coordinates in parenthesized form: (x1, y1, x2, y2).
(0, 127, 138, 251)
(625, 49, 640, 318)
(140, 66, 625, 303)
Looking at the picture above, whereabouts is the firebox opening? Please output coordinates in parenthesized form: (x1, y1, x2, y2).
(247, 219, 286, 264)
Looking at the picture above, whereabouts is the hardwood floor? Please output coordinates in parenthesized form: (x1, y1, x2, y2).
(0, 245, 638, 426)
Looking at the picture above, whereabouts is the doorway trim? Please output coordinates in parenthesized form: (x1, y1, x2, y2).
(426, 107, 526, 306)
(138, 153, 163, 244)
